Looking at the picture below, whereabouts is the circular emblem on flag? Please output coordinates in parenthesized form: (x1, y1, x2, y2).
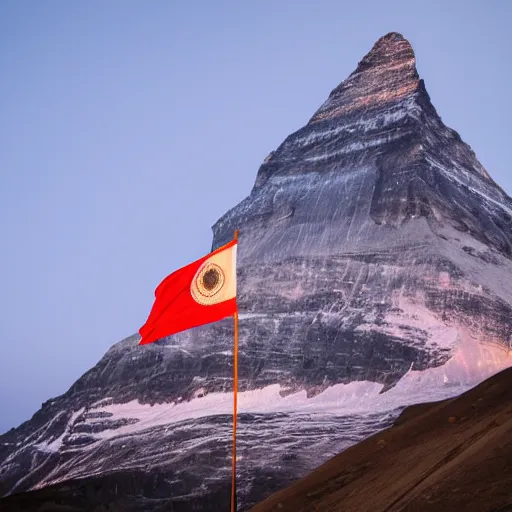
(191, 262, 225, 305)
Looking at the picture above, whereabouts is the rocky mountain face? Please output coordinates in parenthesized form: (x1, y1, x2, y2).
(1, 32, 512, 511)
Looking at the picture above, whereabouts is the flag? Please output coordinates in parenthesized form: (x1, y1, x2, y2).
(139, 239, 237, 345)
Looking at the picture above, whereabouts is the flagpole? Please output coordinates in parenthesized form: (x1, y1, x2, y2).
(231, 229, 239, 512)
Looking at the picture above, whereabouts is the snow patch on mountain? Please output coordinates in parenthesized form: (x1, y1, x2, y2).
(55, 337, 510, 448)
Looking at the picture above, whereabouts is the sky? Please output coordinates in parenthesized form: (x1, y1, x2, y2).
(0, 0, 511, 434)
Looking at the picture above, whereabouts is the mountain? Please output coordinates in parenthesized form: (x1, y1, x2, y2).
(249, 365, 512, 512)
(1, 32, 512, 511)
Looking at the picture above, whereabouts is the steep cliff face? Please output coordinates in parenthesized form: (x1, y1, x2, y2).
(212, 32, 512, 397)
(1, 33, 511, 511)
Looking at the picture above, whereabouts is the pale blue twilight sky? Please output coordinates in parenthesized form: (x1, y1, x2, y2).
(0, 1, 510, 434)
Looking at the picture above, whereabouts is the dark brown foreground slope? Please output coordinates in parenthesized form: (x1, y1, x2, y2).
(251, 366, 512, 512)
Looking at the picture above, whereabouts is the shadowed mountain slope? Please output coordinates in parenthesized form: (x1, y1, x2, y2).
(250, 365, 512, 512)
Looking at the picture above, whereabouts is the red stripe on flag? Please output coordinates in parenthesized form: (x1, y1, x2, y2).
(139, 240, 237, 344)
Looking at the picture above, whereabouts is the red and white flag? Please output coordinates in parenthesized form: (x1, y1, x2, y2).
(139, 239, 237, 345)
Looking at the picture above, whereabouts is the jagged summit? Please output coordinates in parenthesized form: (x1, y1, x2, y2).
(358, 32, 415, 69)
(308, 32, 419, 124)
